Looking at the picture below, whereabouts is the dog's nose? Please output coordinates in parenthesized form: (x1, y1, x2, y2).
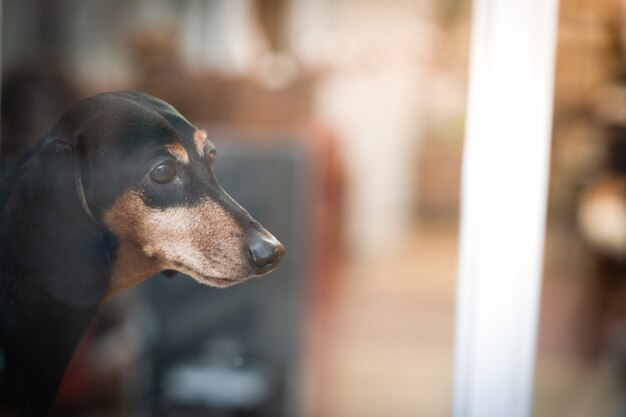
(248, 235, 286, 273)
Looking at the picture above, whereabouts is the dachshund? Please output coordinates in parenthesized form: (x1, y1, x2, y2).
(0, 91, 285, 416)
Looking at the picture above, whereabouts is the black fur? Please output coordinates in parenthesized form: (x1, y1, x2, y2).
(0, 137, 114, 415)
(0, 91, 273, 416)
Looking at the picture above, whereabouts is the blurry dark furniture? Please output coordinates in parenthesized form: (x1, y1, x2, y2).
(1, 65, 80, 173)
(139, 134, 309, 417)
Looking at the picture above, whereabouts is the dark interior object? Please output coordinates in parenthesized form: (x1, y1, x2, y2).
(137, 137, 309, 417)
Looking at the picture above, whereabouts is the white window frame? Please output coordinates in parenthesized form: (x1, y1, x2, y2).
(452, 0, 560, 416)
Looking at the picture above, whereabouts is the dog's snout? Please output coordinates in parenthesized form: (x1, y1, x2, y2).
(248, 235, 285, 274)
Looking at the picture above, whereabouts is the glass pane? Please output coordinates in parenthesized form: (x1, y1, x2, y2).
(535, 0, 626, 415)
(0, 1, 470, 416)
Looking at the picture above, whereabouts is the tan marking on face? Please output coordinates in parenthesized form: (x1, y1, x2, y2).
(194, 129, 208, 156)
(103, 190, 250, 297)
(165, 143, 189, 164)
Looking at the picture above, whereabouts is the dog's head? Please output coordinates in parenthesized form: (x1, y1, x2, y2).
(3, 91, 285, 309)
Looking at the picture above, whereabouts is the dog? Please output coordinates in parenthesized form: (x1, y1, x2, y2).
(0, 91, 285, 416)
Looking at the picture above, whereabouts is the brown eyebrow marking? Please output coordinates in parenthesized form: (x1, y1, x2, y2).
(165, 143, 189, 164)
(194, 129, 208, 157)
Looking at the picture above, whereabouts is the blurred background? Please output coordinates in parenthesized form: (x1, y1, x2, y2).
(2, 0, 626, 416)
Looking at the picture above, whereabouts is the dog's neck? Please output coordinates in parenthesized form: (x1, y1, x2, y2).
(0, 273, 97, 416)
(103, 240, 161, 302)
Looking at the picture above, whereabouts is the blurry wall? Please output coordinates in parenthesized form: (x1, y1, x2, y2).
(287, 0, 459, 255)
(3, 0, 271, 89)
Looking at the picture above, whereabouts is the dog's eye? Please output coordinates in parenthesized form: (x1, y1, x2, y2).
(208, 150, 217, 165)
(150, 161, 177, 184)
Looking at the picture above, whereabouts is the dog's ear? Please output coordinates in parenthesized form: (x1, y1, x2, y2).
(5, 138, 113, 310)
